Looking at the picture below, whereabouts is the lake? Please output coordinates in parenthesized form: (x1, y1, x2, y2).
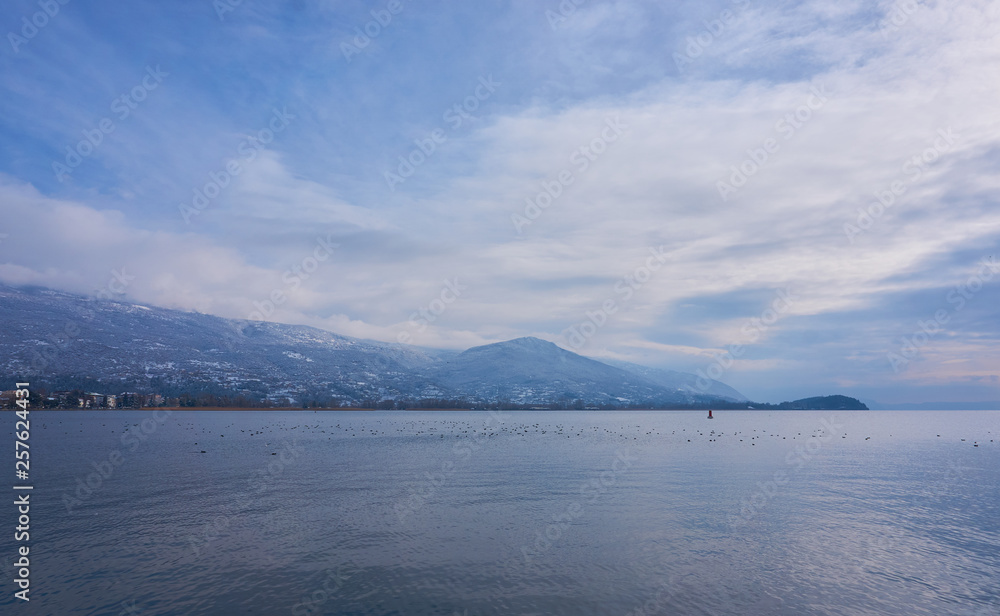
(2, 410, 998, 615)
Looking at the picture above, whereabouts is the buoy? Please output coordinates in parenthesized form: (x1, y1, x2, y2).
(708, 410, 714, 419)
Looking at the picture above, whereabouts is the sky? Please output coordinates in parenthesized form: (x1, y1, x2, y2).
(1, 0, 998, 405)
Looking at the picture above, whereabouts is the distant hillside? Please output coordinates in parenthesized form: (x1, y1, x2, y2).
(756, 395, 869, 410)
(432, 337, 737, 406)
(0, 285, 448, 404)
(0, 284, 746, 408)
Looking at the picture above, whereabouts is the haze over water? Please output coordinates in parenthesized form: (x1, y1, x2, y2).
(3, 409, 998, 615)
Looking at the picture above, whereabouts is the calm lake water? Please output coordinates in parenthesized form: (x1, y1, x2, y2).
(2, 410, 999, 615)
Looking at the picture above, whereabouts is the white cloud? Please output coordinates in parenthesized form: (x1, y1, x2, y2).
(2, 0, 998, 402)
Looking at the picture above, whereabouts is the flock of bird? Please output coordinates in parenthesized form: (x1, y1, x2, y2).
(34, 414, 995, 453)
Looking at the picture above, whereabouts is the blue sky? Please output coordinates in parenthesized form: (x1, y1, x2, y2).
(1, 0, 999, 404)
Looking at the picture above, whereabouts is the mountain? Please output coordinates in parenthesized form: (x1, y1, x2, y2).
(600, 358, 747, 402)
(0, 284, 744, 407)
(432, 337, 735, 406)
(762, 395, 868, 410)
(0, 285, 449, 403)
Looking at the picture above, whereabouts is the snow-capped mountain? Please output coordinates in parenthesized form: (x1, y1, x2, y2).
(433, 337, 742, 405)
(0, 284, 745, 406)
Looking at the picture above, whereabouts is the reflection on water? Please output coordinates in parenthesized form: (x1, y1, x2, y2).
(2, 410, 998, 615)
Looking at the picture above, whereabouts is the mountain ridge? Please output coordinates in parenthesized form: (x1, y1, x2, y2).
(0, 284, 745, 407)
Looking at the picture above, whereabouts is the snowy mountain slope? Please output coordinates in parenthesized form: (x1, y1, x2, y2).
(432, 337, 734, 405)
(0, 284, 745, 406)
